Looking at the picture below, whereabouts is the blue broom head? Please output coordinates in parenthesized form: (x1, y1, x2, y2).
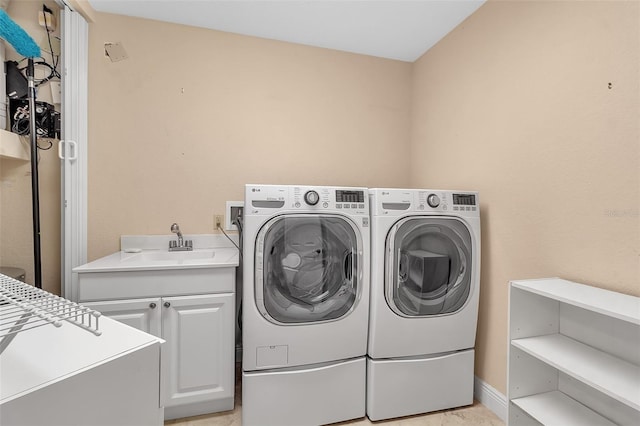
(0, 9, 41, 58)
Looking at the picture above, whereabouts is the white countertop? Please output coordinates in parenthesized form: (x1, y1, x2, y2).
(74, 234, 239, 273)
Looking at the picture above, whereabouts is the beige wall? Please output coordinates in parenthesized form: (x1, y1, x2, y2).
(87, 0, 638, 399)
(411, 0, 639, 394)
(0, 1, 61, 295)
(2, 1, 635, 403)
(88, 13, 412, 260)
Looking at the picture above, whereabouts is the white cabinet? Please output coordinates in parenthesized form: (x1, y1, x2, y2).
(507, 278, 640, 426)
(161, 294, 235, 412)
(84, 297, 162, 336)
(79, 267, 236, 420)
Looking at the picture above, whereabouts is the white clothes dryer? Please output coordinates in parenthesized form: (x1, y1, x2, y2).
(242, 184, 370, 426)
(367, 188, 481, 421)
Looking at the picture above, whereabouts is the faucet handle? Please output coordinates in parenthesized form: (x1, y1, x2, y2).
(169, 240, 177, 249)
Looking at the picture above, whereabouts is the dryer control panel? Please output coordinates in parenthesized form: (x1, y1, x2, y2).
(415, 191, 478, 216)
(370, 188, 479, 217)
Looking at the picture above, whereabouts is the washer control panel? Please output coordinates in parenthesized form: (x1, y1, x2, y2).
(290, 186, 362, 214)
(246, 185, 368, 215)
(292, 187, 366, 213)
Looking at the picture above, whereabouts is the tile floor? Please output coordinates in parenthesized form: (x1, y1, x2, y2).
(166, 366, 505, 426)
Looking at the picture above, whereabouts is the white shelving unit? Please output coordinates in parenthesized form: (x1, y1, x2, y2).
(507, 278, 640, 426)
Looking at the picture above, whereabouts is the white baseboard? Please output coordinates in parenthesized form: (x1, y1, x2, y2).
(474, 376, 507, 422)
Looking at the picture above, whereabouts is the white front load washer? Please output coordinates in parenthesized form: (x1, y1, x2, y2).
(242, 184, 370, 426)
(367, 188, 481, 421)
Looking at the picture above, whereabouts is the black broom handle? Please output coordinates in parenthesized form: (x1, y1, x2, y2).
(26, 58, 42, 289)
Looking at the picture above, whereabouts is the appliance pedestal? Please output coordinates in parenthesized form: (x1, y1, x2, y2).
(243, 357, 365, 426)
(367, 349, 474, 421)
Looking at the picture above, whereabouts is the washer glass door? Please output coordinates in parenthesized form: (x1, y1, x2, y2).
(257, 215, 360, 324)
(386, 217, 473, 317)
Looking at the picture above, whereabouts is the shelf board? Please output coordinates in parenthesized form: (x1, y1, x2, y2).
(0, 129, 29, 161)
(512, 334, 640, 410)
(511, 278, 640, 325)
(511, 391, 616, 426)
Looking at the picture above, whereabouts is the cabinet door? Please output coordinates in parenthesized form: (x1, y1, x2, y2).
(83, 298, 162, 337)
(161, 293, 235, 408)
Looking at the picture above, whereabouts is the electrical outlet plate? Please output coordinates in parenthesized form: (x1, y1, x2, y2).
(215, 215, 223, 230)
(225, 201, 244, 231)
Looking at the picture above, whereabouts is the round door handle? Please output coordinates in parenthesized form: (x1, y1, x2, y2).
(164, 301, 171, 308)
(149, 302, 157, 309)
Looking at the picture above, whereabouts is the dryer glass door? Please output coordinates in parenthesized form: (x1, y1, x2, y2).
(257, 215, 360, 324)
(386, 217, 473, 317)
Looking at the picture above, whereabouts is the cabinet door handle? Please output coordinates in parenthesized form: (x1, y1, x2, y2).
(164, 302, 171, 308)
(149, 302, 157, 309)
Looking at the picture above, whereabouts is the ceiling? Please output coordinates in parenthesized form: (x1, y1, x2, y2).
(86, 0, 485, 62)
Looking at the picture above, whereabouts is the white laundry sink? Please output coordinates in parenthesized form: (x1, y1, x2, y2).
(72, 235, 238, 303)
(73, 248, 237, 273)
(123, 249, 216, 263)
(73, 233, 240, 274)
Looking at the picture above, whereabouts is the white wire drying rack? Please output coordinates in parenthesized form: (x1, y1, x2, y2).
(0, 273, 101, 354)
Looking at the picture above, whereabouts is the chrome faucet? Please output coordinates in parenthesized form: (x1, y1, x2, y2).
(171, 223, 183, 246)
(169, 223, 193, 251)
